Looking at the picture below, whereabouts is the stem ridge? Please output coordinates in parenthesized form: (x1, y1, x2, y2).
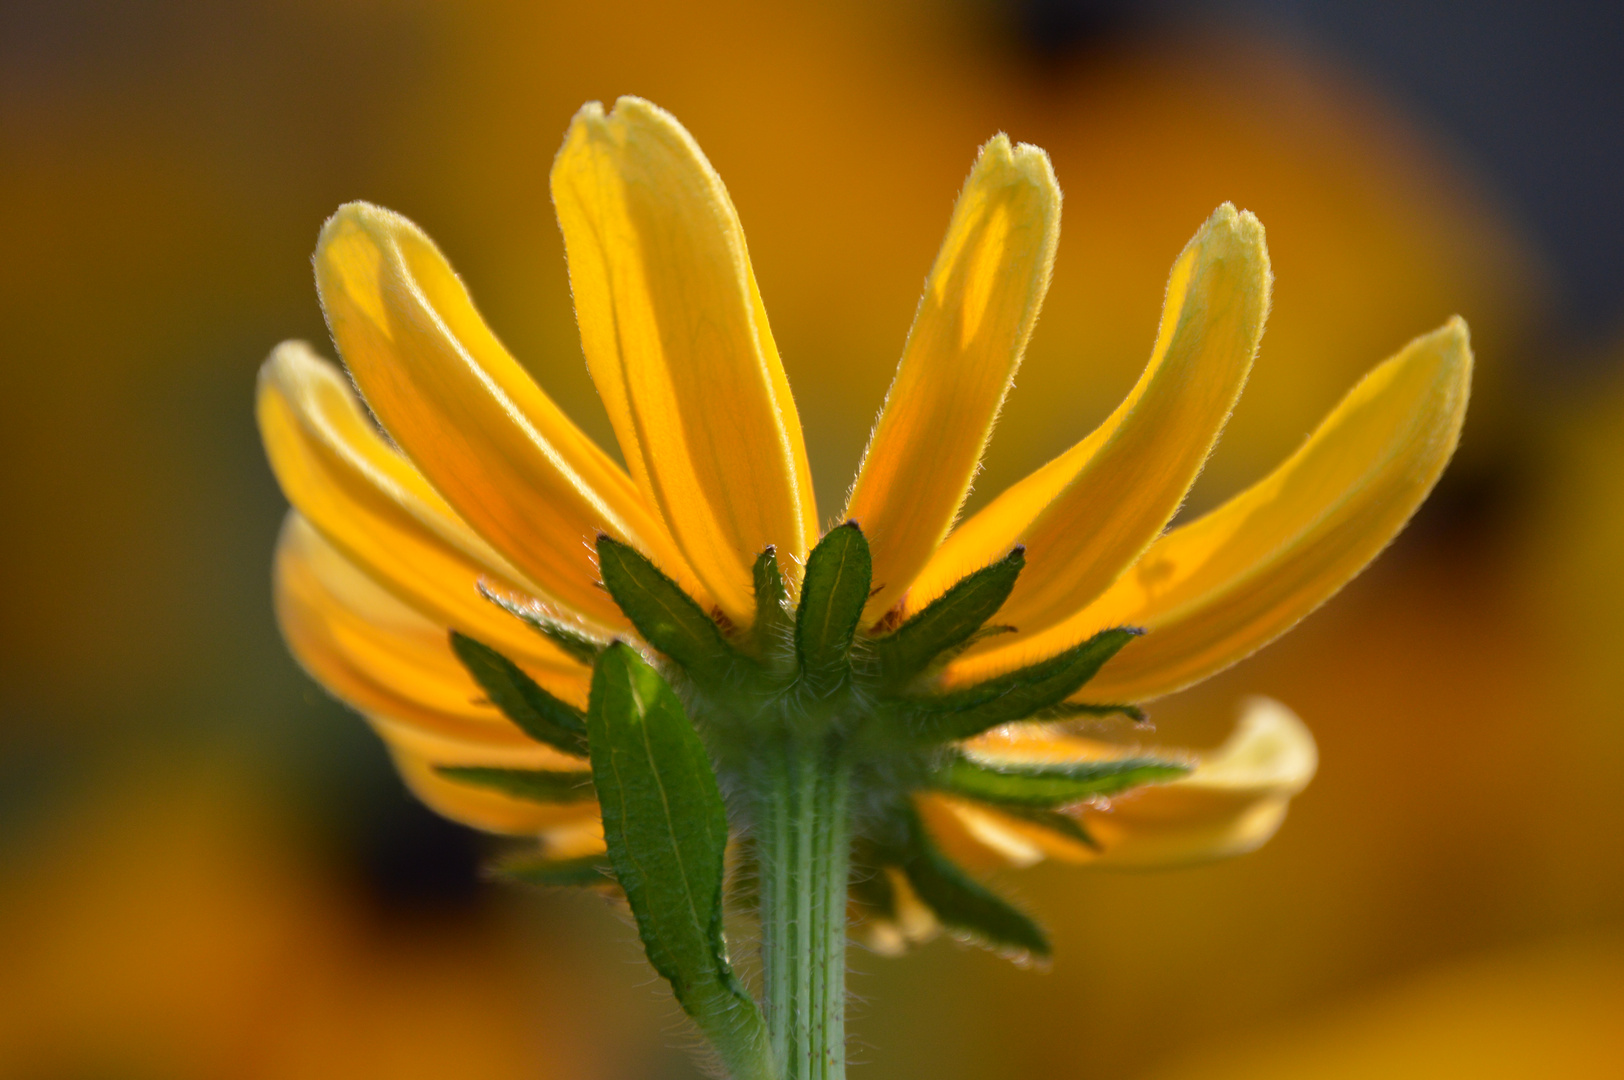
(760, 745, 851, 1080)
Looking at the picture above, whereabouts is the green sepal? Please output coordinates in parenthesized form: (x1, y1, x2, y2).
(795, 521, 872, 686)
(1033, 700, 1148, 724)
(586, 643, 773, 1079)
(926, 623, 1017, 668)
(993, 805, 1100, 851)
(489, 851, 614, 888)
(449, 631, 588, 756)
(478, 583, 604, 665)
(871, 546, 1025, 686)
(898, 805, 1049, 961)
(595, 536, 744, 686)
(906, 627, 1142, 742)
(932, 753, 1189, 808)
(751, 547, 792, 654)
(433, 765, 596, 803)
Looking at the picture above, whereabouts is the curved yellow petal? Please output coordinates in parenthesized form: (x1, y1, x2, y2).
(948, 319, 1470, 698)
(941, 319, 1470, 696)
(388, 745, 600, 837)
(929, 696, 1317, 869)
(258, 342, 596, 669)
(314, 200, 696, 627)
(905, 206, 1270, 637)
(551, 97, 816, 621)
(844, 135, 1061, 619)
(274, 514, 589, 765)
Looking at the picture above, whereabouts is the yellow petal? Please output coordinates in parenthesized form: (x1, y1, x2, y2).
(849, 867, 941, 958)
(929, 696, 1317, 869)
(905, 205, 1270, 637)
(314, 200, 696, 627)
(953, 319, 1470, 699)
(258, 342, 598, 670)
(844, 135, 1061, 619)
(551, 97, 816, 621)
(533, 815, 608, 861)
(388, 745, 600, 837)
(274, 514, 588, 765)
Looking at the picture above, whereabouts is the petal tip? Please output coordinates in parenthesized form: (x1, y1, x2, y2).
(257, 339, 328, 396)
(611, 94, 660, 118)
(600, 95, 689, 146)
(315, 201, 425, 278)
(1206, 696, 1319, 793)
(1199, 202, 1267, 254)
(564, 98, 609, 134)
(978, 131, 1014, 160)
(1401, 317, 1475, 402)
(319, 200, 401, 247)
(973, 133, 1059, 197)
(1439, 315, 1473, 356)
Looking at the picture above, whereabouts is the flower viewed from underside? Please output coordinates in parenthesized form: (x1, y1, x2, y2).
(260, 97, 1469, 955)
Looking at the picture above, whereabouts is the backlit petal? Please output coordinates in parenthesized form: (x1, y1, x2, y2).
(274, 514, 588, 765)
(258, 341, 596, 667)
(551, 97, 816, 622)
(927, 696, 1316, 869)
(949, 319, 1471, 698)
(844, 135, 1061, 619)
(905, 206, 1269, 637)
(315, 201, 696, 626)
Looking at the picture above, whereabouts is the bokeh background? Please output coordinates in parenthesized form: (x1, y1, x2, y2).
(4, 1, 1623, 1076)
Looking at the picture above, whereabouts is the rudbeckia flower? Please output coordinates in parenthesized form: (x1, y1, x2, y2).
(259, 97, 1469, 1078)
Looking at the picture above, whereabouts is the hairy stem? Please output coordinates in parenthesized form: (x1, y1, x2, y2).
(758, 743, 851, 1080)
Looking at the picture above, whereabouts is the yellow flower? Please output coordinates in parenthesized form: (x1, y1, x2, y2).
(259, 97, 1468, 950)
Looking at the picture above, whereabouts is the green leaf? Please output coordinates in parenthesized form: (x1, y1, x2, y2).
(907, 628, 1142, 742)
(898, 806, 1049, 961)
(871, 546, 1025, 685)
(932, 753, 1189, 807)
(795, 521, 871, 684)
(489, 852, 614, 888)
(595, 536, 743, 685)
(751, 547, 793, 652)
(478, 582, 604, 665)
(434, 765, 596, 803)
(586, 643, 773, 1079)
(449, 631, 588, 756)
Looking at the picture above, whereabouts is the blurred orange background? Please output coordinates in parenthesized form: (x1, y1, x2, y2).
(3, 1, 1622, 1076)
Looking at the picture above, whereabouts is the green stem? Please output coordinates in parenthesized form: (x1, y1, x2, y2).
(759, 743, 851, 1080)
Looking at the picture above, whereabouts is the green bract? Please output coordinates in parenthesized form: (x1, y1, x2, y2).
(448, 632, 588, 756)
(439, 522, 1187, 1075)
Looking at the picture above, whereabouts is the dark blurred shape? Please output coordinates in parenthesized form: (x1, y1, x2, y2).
(350, 788, 488, 916)
(1000, 0, 1624, 345)
(295, 719, 488, 917)
(1008, 0, 1145, 61)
